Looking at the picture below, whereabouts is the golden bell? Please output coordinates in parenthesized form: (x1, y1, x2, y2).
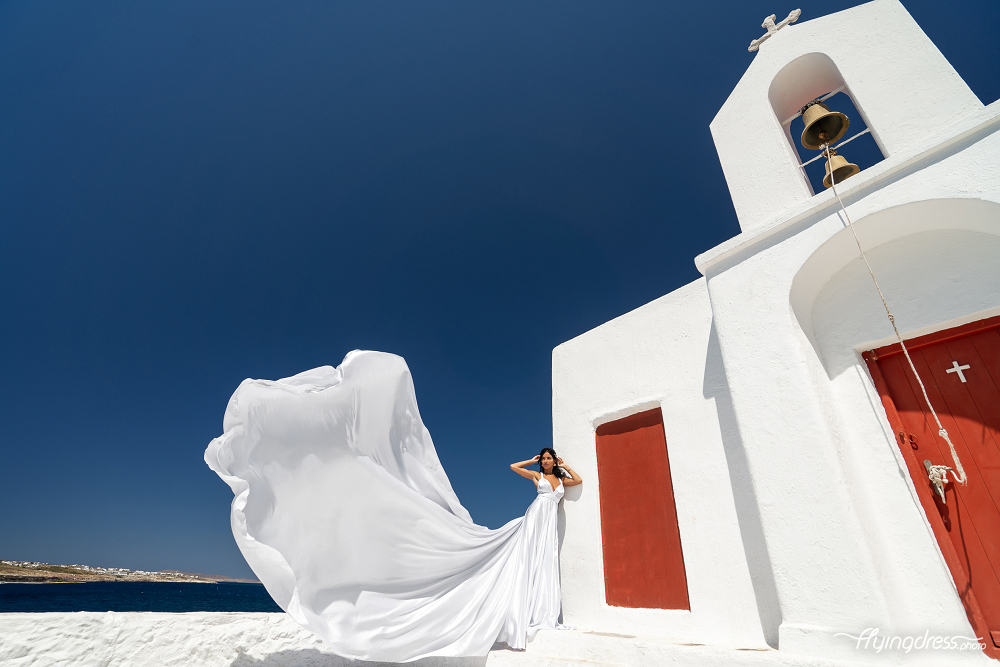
(801, 102, 850, 150)
(822, 152, 860, 188)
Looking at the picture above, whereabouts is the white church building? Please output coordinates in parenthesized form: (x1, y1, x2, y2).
(551, 0, 1000, 664)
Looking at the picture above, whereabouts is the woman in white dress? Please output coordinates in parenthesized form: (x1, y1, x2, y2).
(205, 351, 583, 662)
(505, 448, 583, 646)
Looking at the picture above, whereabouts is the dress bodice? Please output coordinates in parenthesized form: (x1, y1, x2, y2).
(537, 476, 565, 501)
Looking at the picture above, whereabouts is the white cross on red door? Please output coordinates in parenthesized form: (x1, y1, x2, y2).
(946, 360, 971, 383)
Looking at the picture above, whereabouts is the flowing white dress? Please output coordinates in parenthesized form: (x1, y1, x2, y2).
(204, 350, 564, 662)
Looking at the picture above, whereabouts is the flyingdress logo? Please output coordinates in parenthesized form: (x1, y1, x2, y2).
(835, 628, 986, 653)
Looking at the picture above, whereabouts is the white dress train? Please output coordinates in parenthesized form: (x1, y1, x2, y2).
(204, 350, 564, 662)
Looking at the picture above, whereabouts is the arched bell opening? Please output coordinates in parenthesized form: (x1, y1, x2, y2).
(768, 53, 886, 196)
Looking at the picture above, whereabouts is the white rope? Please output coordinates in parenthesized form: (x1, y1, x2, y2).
(828, 127, 870, 151)
(798, 129, 871, 169)
(822, 144, 967, 485)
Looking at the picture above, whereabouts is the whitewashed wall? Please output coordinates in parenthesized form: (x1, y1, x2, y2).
(696, 105, 1000, 660)
(692, 7, 1000, 659)
(551, 279, 772, 649)
(550, 1, 1000, 664)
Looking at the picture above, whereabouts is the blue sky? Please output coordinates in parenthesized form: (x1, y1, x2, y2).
(2, 0, 997, 578)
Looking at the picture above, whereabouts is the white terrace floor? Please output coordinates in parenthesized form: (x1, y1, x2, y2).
(0, 612, 868, 667)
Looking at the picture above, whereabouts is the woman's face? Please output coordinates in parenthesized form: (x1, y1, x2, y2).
(540, 452, 555, 471)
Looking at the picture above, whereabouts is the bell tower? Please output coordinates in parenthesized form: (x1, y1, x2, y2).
(710, 0, 983, 232)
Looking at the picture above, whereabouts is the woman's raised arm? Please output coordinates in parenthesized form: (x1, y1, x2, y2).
(510, 456, 540, 481)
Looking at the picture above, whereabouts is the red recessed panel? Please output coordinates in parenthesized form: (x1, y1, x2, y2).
(596, 408, 689, 610)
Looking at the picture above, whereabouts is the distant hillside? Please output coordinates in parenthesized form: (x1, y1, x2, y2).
(0, 560, 258, 584)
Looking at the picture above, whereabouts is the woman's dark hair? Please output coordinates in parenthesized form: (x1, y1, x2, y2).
(538, 447, 565, 478)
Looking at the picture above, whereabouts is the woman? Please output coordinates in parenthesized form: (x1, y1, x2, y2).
(206, 351, 582, 662)
(502, 448, 583, 646)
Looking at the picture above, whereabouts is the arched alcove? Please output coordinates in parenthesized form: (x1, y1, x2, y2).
(768, 53, 845, 125)
(768, 53, 886, 196)
(767, 53, 846, 197)
(790, 199, 1000, 377)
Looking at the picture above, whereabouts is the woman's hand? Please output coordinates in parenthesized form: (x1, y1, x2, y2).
(556, 457, 565, 466)
(531, 455, 541, 463)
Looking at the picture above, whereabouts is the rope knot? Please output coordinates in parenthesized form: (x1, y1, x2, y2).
(927, 464, 951, 486)
(937, 429, 968, 485)
(926, 462, 953, 504)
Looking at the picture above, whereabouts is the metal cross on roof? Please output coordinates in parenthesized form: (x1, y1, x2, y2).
(748, 9, 801, 52)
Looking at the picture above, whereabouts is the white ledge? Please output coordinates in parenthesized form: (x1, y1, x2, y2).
(0, 612, 872, 667)
(695, 100, 1000, 276)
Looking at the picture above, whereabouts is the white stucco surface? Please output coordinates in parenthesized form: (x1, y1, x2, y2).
(696, 121, 1000, 662)
(690, 5, 999, 661)
(0, 613, 931, 667)
(551, 278, 774, 649)
(0, 612, 481, 667)
(550, 110, 1000, 660)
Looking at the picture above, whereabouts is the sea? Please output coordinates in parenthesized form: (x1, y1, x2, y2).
(0, 581, 282, 613)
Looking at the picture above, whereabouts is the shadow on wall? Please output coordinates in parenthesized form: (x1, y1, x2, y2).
(702, 323, 781, 649)
(231, 648, 490, 667)
(557, 480, 583, 550)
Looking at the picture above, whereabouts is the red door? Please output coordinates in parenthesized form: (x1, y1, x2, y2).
(595, 408, 689, 609)
(865, 315, 1000, 658)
